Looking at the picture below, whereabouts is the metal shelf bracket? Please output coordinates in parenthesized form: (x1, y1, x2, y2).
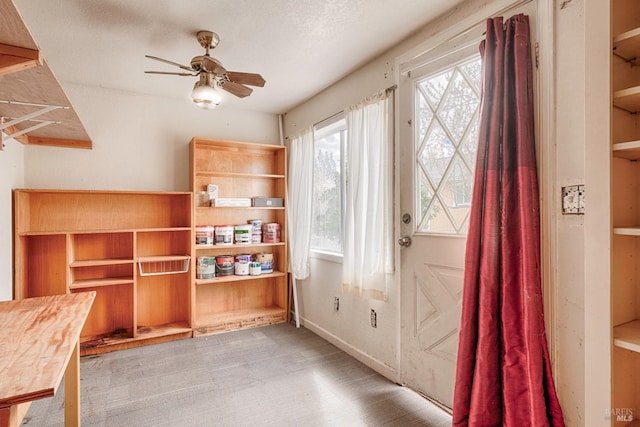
(0, 100, 68, 144)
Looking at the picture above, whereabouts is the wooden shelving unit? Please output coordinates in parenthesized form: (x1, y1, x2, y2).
(13, 189, 193, 355)
(612, 1, 640, 423)
(190, 137, 289, 336)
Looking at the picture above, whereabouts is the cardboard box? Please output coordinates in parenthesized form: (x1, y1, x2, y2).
(212, 198, 252, 207)
(252, 197, 283, 207)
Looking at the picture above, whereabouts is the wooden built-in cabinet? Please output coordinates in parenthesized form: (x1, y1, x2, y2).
(13, 189, 193, 355)
(612, 0, 640, 423)
(189, 137, 289, 336)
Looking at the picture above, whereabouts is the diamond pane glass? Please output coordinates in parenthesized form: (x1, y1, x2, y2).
(419, 122, 454, 188)
(414, 55, 481, 235)
(419, 70, 452, 107)
(459, 59, 482, 92)
(440, 154, 472, 230)
(417, 91, 434, 146)
(418, 170, 434, 228)
(421, 197, 456, 234)
(438, 71, 480, 143)
(460, 120, 479, 169)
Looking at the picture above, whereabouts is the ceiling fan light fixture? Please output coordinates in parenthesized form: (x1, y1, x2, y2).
(191, 73, 221, 109)
(145, 30, 265, 108)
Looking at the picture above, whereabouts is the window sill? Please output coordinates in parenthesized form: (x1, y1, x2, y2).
(310, 250, 343, 264)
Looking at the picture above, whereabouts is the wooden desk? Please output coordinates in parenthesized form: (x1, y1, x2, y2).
(0, 292, 95, 427)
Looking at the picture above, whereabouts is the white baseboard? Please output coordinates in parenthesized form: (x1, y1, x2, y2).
(296, 315, 399, 384)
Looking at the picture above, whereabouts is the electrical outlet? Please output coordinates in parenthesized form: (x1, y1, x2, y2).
(370, 309, 377, 328)
(334, 296, 339, 311)
(562, 184, 585, 215)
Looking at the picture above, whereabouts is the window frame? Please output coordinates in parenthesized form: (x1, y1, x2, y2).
(309, 114, 347, 261)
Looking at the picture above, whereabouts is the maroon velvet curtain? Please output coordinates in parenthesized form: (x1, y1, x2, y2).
(452, 15, 564, 426)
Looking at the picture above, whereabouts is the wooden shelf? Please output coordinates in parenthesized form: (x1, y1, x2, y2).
(196, 171, 286, 179)
(613, 140, 640, 160)
(614, 320, 640, 353)
(69, 277, 134, 289)
(196, 206, 285, 210)
(80, 322, 192, 356)
(193, 307, 287, 336)
(612, 6, 640, 418)
(14, 189, 193, 354)
(614, 86, 640, 112)
(191, 138, 289, 335)
(614, 226, 640, 236)
(195, 271, 286, 286)
(0, 0, 92, 149)
(195, 242, 285, 251)
(70, 258, 134, 267)
(614, 26, 640, 61)
(18, 227, 191, 236)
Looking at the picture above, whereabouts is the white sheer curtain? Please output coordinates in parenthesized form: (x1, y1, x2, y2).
(287, 127, 314, 280)
(342, 91, 393, 300)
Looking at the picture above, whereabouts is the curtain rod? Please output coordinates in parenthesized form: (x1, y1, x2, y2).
(313, 84, 397, 128)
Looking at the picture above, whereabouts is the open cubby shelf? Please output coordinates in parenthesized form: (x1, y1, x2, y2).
(612, 0, 640, 420)
(13, 189, 193, 355)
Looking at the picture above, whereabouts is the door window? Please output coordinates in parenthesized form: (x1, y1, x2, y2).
(415, 56, 481, 234)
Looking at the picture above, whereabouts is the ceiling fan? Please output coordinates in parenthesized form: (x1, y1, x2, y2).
(145, 30, 265, 109)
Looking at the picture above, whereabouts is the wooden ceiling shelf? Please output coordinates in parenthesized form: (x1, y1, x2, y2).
(0, 0, 92, 150)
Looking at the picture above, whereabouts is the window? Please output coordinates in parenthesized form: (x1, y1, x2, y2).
(415, 55, 481, 234)
(311, 117, 346, 254)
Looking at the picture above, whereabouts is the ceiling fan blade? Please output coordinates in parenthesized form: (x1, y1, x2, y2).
(145, 55, 194, 72)
(227, 72, 266, 87)
(221, 81, 253, 98)
(145, 71, 197, 76)
(199, 56, 227, 75)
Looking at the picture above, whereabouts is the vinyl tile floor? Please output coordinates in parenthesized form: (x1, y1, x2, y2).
(23, 322, 452, 427)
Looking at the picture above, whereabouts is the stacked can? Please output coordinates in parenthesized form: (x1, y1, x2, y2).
(262, 223, 280, 243)
(249, 219, 262, 243)
(234, 224, 253, 244)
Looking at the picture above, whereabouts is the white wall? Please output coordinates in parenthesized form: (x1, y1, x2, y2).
(282, 14, 404, 377)
(0, 137, 25, 301)
(25, 84, 280, 191)
(554, 2, 586, 424)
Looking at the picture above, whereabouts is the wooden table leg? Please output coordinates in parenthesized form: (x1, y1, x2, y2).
(0, 402, 30, 427)
(64, 339, 80, 427)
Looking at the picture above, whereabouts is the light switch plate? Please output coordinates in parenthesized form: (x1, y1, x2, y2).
(562, 185, 584, 215)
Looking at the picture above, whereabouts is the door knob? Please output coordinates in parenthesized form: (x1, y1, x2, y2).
(398, 235, 412, 248)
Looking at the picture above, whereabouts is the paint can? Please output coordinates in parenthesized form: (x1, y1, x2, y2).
(234, 224, 253, 245)
(249, 219, 262, 243)
(234, 254, 251, 276)
(215, 255, 235, 276)
(255, 253, 273, 274)
(214, 225, 234, 245)
(249, 262, 262, 276)
(262, 223, 280, 243)
(196, 256, 216, 279)
(195, 225, 214, 246)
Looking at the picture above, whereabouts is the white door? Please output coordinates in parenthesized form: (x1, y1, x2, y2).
(397, 3, 536, 409)
(398, 47, 481, 408)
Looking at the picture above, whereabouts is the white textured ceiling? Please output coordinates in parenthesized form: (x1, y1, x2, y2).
(14, 0, 465, 114)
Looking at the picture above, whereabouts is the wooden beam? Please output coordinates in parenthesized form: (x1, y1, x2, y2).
(26, 135, 92, 149)
(0, 43, 41, 76)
